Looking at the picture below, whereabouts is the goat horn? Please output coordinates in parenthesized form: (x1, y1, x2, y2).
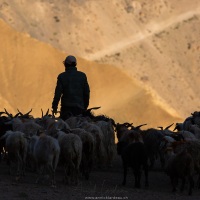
(165, 123, 174, 130)
(41, 109, 44, 118)
(135, 123, 147, 129)
(45, 109, 49, 116)
(17, 108, 23, 116)
(87, 107, 101, 112)
(13, 112, 21, 118)
(25, 109, 32, 115)
(4, 108, 12, 118)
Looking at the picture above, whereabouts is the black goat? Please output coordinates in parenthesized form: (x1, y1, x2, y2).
(117, 141, 149, 188)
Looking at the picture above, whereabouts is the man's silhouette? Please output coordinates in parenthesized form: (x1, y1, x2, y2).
(52, 55, 90, 120)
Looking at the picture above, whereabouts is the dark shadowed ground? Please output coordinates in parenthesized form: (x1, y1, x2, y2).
(0, 152, 200, 200)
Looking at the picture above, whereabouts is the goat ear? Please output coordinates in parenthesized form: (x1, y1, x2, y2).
(0, 112, 5, 116)
(157, 126, 163, 130)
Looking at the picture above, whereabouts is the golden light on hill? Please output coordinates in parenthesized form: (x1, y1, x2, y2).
(0, 19, 182, 128)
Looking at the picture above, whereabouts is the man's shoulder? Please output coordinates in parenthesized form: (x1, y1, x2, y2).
(77, 70, 87, 76)
(57, 72, 66, 78)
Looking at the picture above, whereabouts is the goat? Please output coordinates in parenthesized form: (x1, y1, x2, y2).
(0, 130, 28, 180)
(117, 141, 149, 188)
(70, 128, 94, 180)
(56, 131, 82, 185)
(78, 121, 106, 168)
(165, 146, 195, 195)
(33, 134, 60, 187)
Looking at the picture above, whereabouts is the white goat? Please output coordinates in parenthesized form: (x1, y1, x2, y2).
(70, 128, 94, 180)
(33, 134, 60, 186)
(78, 121, 106, 168)
(95, 120, 116, 167)
(0, 130, 28, 180)
(56, 131, 82, 185)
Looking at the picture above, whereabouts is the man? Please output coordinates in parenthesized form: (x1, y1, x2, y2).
(52, 55, 90, 120)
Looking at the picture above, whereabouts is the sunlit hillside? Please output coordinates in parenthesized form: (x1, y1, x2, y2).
(0, 0, 199, 121)
(0, 19, 181, 127)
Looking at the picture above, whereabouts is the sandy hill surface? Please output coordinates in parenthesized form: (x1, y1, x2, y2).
(1, 0, 199, 127)
(0, 18, 181, 128)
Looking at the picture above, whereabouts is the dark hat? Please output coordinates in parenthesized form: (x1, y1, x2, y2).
(64, 55, 77, 66)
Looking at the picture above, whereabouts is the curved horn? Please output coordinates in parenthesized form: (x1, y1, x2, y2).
(25, 109, 32, 116)
(87, 107, 101, 112)
(17, 108, 23, 116)
(135, 123, 147, 129)
(4, 108, 13, 118)
(13, 112, 21, 118)
(173, 123, 181, 131)
(165, 123, 174, 130)
(45, 109, 49, 116)
(41, 109, 44, 118)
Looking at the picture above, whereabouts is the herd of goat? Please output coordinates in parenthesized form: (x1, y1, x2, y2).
(1, 108, 200, 195)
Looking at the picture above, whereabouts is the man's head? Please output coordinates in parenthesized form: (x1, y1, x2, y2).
(64, 55, 77, 67)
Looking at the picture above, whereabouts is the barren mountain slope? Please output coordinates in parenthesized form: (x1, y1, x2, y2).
(0, 0, 199, 120)
(0, 0, 199, 57)
(94, 11, 200, 118)
(0, 19, 181, 127)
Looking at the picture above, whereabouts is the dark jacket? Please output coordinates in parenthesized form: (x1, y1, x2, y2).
(52, 66, 90, 111)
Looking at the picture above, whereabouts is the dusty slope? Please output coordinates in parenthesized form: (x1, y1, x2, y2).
(0, 0, 199, 120)
(0, 19, 181, 127)
(92, 7, 200, 119)
(0, 0, 198, 57)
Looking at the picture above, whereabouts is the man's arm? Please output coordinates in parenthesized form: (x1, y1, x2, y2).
(83, 76, 90, 109)
(52, 77, 63, 113)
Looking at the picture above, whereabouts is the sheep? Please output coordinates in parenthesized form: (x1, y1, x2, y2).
(33, 133, 60, 187)
(165, 146, 195, 195)
(117, 140, 149, 188)
(0, 130, 28, 180)
(56, 131, 82, 185)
